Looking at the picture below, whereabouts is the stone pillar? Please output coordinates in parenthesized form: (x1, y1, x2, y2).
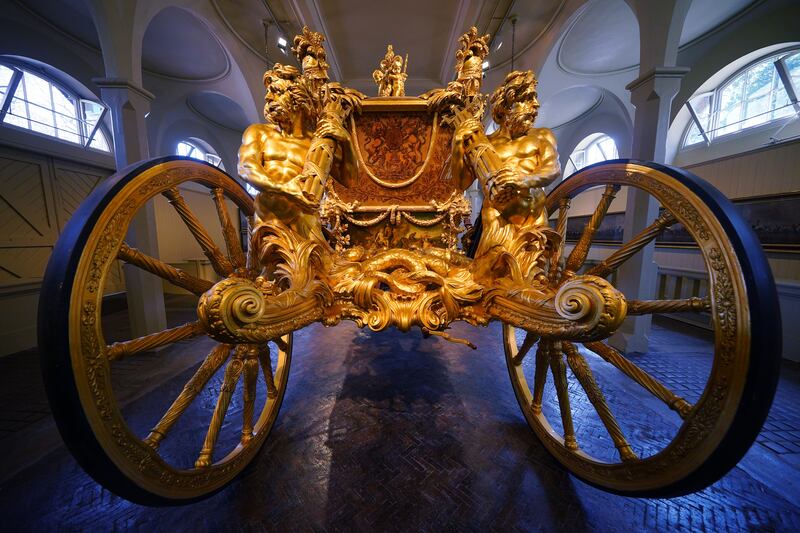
(610, 67, 688, 354)
(95, 78, 167, 337)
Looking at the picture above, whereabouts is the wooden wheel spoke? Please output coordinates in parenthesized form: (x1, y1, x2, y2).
(257, 345, 278, 398)
(587, 211, 676, 278)
(144, 344, 231, 449)
(549, 343, 578, 450)
(563, 184, 620, 277)
(512, 332, 538, 365)
(531, 342, 549, 413)
(196, 348, 246, 468)
(106, 322, 204, 361)
(627, 297, 710, 316)
(212, 187, 246, 269)
(241, 356, 259, 445)
(245, 215, 257, 270)
(563, 342, 638, 462)
(584, 341, 693, 418)
(163, 187, 233, 277)
(549, 197, 571, 283)
(118, 242, 213, 295)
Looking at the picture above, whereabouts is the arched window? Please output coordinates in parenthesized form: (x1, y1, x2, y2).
(176, 139, 224, 169)
(0, 62, 111, 152)
(682, 48, 800, 147)
(564, 133, 618, 176)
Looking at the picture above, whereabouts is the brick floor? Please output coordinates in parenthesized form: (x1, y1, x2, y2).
(0, 307, 798, 531)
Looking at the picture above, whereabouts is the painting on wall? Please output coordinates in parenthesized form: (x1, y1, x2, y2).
(563, 192, 800, 252)
(564, 211, 625, 243)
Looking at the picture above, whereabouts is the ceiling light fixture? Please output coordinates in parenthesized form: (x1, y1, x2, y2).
(482, 61, 490, 71)
(496, 42, 503, 51)
(277, 37, 287, 47)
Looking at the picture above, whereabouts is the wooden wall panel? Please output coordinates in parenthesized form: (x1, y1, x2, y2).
(684, 140, 800, 199)
(0, 145, 112, 356)
(0, 151, 58, 284)
(52, 162, 105, 230)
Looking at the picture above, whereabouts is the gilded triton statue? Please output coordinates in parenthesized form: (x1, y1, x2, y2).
(453, 69, 559, 286)
(41, 22, 780, 505)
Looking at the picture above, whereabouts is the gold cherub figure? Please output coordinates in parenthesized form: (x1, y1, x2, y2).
(372, 44, 408, 97)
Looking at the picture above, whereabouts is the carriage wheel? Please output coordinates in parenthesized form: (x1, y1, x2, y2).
(504, 160, 781, 496)
(39, 157, 291, 505)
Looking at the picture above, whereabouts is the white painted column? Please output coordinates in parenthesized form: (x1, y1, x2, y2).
(95, 78, 167, 337)
(610, 68, 688, 354)
(465, 179, 483, 225)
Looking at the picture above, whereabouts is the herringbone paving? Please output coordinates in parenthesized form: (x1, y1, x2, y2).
(0, 308, 798, 531)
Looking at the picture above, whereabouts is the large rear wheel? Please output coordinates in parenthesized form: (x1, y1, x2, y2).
(504, 160, 781, 496)
(40, 157, 291, 504)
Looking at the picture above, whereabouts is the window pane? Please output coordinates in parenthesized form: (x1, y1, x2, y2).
(744, 61, 773, 103)
(717, 74, 745, 135)
(786, 52, 800, 91)
(206, 153, 222, 167)
(598, 137, 618, 159)
(81, 100, 104, 140)
(4, 76, 29, 128)
(0, 65, 13, 107)
(772, 83, 792, 120)
(176, 141, 193, 156)
(23, 72, 51, 108)
(89, 129, 110, 152)
(743, 95, 770, 128)
(690, 94, 713, 129)
(685, 122, 704, 146)
(176, 140, 209, 161)
(568, 134, 616, 171)
(586, 144, 604, 165)
(573, 150, 585, 169)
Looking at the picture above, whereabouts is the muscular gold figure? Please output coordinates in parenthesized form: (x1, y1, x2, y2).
(452, 70, 561, 283)
(238, 63, 353, 240)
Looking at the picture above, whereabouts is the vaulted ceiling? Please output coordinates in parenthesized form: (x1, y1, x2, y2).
(13, 0, 761, 131)
(212, 0, 565, 95)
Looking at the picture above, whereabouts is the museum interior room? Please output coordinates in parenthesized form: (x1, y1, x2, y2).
(0, 0, 799, 530)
